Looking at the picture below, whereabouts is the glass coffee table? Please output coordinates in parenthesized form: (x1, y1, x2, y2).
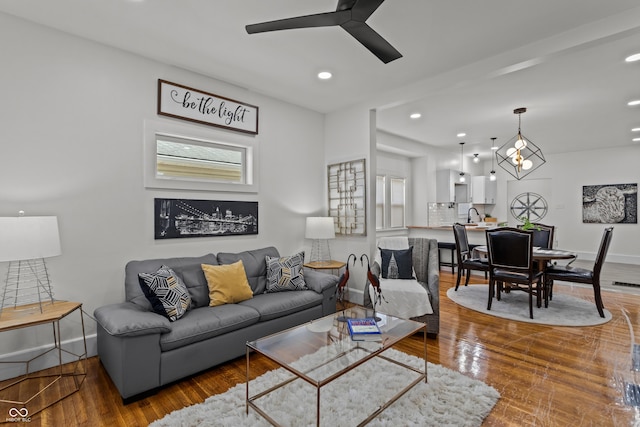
(246, 306, 427, 426)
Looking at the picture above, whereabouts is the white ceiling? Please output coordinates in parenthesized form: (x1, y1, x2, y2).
(2, 0, 640, 158)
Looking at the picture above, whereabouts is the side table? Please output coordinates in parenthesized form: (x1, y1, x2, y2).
(303, 260, 346, 276)
(0, 301, 87, 420)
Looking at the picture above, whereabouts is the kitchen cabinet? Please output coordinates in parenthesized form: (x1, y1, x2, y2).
(436, 169, 470, 203)
(472, 176, 497, 204)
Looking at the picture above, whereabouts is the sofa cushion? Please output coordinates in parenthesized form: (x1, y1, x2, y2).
(201, 261, 254, 307)
(238, 290, 321, 322)
(171, 261, 215, 308)
(217, 247, 279, 295)
(138, 265, 192, 321)
(159, 304, 260, 352)
(265, 252, 307, 292)
(126, 254, 217, 309)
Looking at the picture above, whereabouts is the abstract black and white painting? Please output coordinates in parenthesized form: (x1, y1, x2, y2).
(582, 183, 637, 224)
(155, 198, 258, 239)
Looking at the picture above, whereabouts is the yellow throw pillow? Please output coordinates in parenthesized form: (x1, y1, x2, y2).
(202, 261, 253, 307)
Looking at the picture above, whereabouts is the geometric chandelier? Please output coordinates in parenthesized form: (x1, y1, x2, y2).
(495, 107, 546, 180)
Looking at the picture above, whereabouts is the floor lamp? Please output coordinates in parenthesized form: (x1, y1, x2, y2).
(0, 214, 61, 315)
(305, 217, 335, 265)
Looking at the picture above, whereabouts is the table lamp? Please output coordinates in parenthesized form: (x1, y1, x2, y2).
(305, 217, 335, 264)
(0, 213, 61, 314)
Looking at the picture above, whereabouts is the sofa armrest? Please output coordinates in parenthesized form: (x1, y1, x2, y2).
(94, 302, 171, 337)
(303, 268, 339, 294)
(303, 268, 338, 316)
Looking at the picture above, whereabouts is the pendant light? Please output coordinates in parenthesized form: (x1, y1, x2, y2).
(459, 142, 466, 182)
(489, 137, 497, 181)
(495, 108, 546, 180)
(473, 153, 479, 163)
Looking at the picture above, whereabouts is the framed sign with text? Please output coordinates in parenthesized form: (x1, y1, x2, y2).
(157, 79, 259, 135)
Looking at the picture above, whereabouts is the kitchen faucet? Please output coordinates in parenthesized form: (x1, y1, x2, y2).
(467, 207, 480, 223)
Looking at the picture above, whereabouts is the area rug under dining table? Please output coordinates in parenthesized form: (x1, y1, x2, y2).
(149, 347, 499, 427)
(447, 284, 612, 326)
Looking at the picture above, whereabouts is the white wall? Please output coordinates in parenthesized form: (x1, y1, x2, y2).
(377, 131, 481, 227)
(0, 14, 327, 359)
(324, 107, 375, 303)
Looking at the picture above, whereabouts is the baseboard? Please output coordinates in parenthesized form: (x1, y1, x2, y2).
(348, 288, 365, 305)
(573, 251, 640, 265)
(0, 333, 97, 381)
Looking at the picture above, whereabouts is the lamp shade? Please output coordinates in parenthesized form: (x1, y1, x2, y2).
(0, 216, 61, 262)
(305, 217, 335, 239)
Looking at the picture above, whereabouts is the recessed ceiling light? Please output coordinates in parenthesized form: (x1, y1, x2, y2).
(628, 100, 640, 106)
(625, 53, 640, 62)
(632, 128, 640, 132)
(457, 133, 466, 137)
(410, 113, 422, 119)
(317, 71, 332, 80)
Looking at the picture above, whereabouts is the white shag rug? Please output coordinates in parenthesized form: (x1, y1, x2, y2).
(150, 346, 499, 427)
(448, 284, 612, 326)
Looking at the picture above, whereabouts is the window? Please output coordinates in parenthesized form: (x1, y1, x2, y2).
(144, 119, 258, 193)
(390, 178, 406, 228)
(376, 175, 385, 229)
(156, 135, 245, 184)
(376, 175, 406, 229)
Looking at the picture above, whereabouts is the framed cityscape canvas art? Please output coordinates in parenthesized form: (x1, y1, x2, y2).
(582, 183, 637, 224)
(155, 198, 258, 239)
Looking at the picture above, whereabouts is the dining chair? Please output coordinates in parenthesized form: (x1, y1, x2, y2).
(532, 223, 555, 249)
(544, 227, 613, 318)
(452, 223, 489, 291)
(518, 222, 556, 299)
(516, 222, 555, 248)
(486, 227, 544, 319)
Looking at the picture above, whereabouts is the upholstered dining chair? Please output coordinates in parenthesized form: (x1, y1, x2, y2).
(544, 227, 613, 318)
(486, 227, 544, 319)
(516, 222, 555, 248)
(532, 223, 555, 249)
(517, 222, 556, 296)
(453, 223, 489, 291)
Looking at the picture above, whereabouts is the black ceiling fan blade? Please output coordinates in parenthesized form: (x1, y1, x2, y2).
(246, 10, 350, 34)
(350, 0, 386, 21)
(341, 21, 402, 63)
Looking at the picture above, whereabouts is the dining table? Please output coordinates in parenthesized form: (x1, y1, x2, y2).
(472, 245, 577, 265)
(472, 245, 577, 304)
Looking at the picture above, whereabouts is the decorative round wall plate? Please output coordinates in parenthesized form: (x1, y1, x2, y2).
(510, 192, 548, 221)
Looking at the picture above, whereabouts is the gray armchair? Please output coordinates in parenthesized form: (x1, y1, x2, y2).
(363, 237, 440, 336)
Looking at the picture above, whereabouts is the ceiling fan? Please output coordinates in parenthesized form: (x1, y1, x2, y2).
(245, 0, 402, 64)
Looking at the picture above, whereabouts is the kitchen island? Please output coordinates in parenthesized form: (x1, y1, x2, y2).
(407, 225, 495, 246)
(408, 225, 498, 271)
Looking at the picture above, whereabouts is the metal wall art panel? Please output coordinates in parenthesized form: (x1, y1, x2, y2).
(328, 158, 366, 235)
(155, 198, 258, 239)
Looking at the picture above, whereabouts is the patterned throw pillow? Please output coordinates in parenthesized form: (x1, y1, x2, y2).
(380, 247, 414, 279)
(138, 265, 192, 321)
(265, 252, 307, 292)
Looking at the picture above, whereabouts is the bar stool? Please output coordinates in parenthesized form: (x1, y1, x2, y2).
(437, 242, 457, 273)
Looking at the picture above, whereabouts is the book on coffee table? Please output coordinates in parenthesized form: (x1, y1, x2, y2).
(347, 318, 382, 342)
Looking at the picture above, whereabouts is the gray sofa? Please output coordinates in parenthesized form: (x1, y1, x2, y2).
(94, 246, 338, 402)
(363, 238, 440, 336)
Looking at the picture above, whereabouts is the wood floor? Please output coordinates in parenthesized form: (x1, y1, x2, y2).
(5, 270, 640, 426)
